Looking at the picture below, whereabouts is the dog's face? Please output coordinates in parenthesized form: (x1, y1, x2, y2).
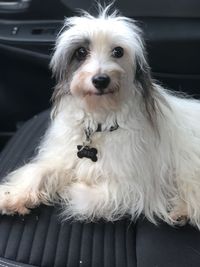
(68, 32, 128, 110)
(51, 8, 155, 115)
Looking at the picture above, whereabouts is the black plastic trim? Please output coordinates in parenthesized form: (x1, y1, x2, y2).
(0, 20, 62, 43)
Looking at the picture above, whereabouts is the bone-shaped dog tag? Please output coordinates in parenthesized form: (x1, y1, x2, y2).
(77, 145, 98, 162)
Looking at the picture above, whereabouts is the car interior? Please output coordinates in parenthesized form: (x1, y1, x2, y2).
(0, 0, 200, 266)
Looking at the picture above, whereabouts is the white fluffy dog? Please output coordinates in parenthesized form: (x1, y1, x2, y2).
(1, 5, 200, 228)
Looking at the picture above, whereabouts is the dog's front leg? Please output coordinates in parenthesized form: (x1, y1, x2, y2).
(0, 161, 60, 215)
(64, 182, 113, 220)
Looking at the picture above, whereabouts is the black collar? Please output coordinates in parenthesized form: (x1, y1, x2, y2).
(96, 123, 119, 132)
(84, 122, 119, 144)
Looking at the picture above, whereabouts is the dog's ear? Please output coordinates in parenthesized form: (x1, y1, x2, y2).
(135, 53, 154, 99)
(50, 45, 70, 117)
(134, 53, 158, 125)
(50, 28, 82, 111)
(50, 34, 71, 84)
(49, 28, 72, 118)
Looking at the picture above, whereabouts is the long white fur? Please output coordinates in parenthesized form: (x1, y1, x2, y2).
(1, 6, 200, 228)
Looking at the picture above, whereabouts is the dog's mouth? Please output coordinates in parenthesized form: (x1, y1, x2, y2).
(94, 90, 115, 96)
(85, 90, 115, 97)
(85, 87, 118, 96)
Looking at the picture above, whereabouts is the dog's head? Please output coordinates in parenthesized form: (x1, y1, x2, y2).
(50, 5, 157, 119)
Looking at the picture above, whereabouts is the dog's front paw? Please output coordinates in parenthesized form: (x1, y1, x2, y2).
(169, 202, 189, 226)
(170, 211, 188, 226)
(0, 163, 46, 215)
(64, 182, 108, 220)
(0, 185, 40, 215)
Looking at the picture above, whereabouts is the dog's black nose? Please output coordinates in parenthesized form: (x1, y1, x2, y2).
(92, 74, 110, 90)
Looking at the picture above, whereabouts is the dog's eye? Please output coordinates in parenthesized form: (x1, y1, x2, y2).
(75, 47, 88, 61)
(112, 47, 124, 58)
